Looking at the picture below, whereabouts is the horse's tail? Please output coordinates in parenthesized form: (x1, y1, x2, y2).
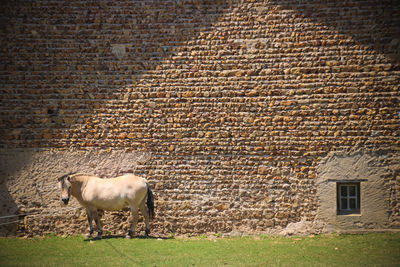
(146, 183, 155, 220)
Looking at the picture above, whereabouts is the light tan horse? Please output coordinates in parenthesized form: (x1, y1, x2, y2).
(58, 173, 154, 239)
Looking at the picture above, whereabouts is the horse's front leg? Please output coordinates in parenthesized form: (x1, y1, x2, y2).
(85, 209, 94, 238)
(127, 206, 138, 239)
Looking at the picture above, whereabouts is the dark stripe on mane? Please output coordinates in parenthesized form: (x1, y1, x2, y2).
(58, 172, 76, 182)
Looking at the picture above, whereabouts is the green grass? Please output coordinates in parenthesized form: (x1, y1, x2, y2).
(0, 233, 399, 266)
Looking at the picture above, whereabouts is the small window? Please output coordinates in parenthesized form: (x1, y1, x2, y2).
(337, 183, 360, 215)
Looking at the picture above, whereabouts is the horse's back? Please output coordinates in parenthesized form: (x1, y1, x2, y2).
(118, 174, 147, 183)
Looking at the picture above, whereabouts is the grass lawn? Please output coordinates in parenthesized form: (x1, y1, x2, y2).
(0, 233, 399, 266)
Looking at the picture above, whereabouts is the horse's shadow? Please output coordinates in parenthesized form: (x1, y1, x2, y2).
(84, 235, 171, 242)
(83, 234, 173, 264)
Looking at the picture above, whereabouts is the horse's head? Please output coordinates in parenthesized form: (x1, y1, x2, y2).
(58, 174, 72, 205)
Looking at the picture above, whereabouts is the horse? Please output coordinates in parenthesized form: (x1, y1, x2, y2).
(58, 172, 154, 239)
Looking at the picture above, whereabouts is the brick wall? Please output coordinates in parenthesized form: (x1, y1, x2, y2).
(1, 0, 399, 236)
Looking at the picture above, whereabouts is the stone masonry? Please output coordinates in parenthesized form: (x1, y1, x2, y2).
(0, 0, 399, 236)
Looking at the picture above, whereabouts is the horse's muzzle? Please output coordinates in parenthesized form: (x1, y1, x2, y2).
(62, 197, 69, 205)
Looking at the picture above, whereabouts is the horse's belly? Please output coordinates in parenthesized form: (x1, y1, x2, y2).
(92, 197, 128, 211)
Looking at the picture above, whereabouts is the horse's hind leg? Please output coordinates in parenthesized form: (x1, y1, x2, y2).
(127, 205, 139, 239)
(94, 212, 103, 239)
(139, 201, 150, 237)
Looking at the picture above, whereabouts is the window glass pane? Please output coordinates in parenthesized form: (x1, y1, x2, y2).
(350, 198, 356, 209)
(337, 183, 361, 214)
(349, 186, 356, 196)
(340, 186, 347, 197)
(341, 198, 348, 210)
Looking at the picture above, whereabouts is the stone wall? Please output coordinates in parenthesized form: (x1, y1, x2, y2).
(0, 0, 399, 236)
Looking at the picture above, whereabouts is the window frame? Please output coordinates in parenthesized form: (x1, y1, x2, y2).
(337, 182, 361, 215)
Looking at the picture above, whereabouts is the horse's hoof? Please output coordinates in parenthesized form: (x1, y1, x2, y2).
(125, 235, 132, 239)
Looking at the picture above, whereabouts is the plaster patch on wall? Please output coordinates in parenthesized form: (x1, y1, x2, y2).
(316, 149, 395, 231)
(111, 44, 127, 59)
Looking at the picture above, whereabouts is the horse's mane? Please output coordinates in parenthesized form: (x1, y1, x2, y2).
(58, 172, 95, 182)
